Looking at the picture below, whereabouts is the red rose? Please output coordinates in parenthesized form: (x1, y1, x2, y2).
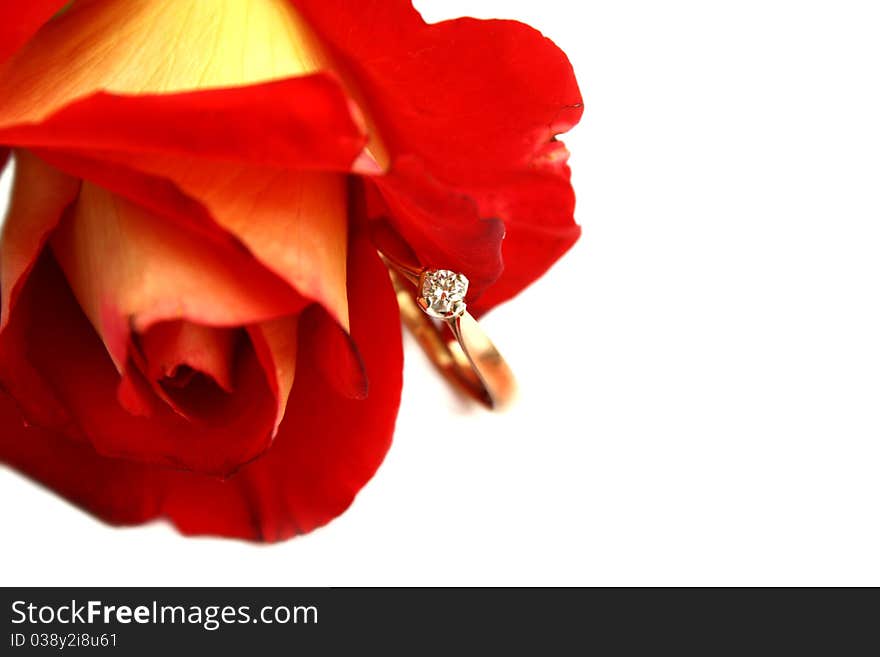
(0, 0, 582, 541)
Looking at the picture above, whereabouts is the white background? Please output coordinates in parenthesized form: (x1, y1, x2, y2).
(2, 0, 879, 586)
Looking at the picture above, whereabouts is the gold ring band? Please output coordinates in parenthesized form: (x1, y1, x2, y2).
(382, 256, 516, 410)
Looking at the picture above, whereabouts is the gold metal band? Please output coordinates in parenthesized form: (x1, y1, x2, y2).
(384, 261, 516, 410)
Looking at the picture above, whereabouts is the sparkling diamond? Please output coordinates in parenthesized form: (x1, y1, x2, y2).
(418, 269, 469, 319)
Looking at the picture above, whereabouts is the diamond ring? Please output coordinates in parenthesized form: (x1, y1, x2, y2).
(381, 255, 516, 409)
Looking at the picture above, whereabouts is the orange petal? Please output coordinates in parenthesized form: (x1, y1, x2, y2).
(49, 182, 306, 369)
(248, 316, 298, 432)
(117, 157, 351, 329)
(0, 0, 387, 171)
(27, 149, 351, 331)
(0, 149, 79, 328)
(2, 253, 281, 476)
(0, 0, 332, 128)
(140, 320, 238, 393)
(0, 0, 381, 330)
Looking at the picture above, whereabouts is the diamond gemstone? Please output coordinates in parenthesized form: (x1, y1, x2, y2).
(419, 269, 469, 319)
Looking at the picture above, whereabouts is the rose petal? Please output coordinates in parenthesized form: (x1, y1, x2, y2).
(0, 392, 164, 525)
(302, 304, 368, 401)
(0, 152, 75, 434)
(50, 182, 306, 369)
(29, 149, 226, 244)
(0, 0, 378, 173)
(0, 232, 403, 539)
(467, 149, 581, 314)
(170, 232, 403, 538)
(0, 149, 79, 328)
(15, 152, 354, 397)
(1, 253, 279, 477)
(247, 316, 298, 432)
(17, 137, 355, 332)
(139, 320, 239, 393)
(122, 159, 351, 330)
(0, 0, 70, 65)
(369, 157, 505, 295)
(0, 293, 74, 436)
(296, 0, 582, 183)
(295, 0, 583, 305)
(0, 0, 333, 125)
(0, 0, 368, 333)
(0, 77, 367, 173)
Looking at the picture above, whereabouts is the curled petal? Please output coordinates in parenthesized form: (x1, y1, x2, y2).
(371, 157, 505, 295)
(0, 0, 367, 172)
(248, 316, 298, 432)
(1, 254, 279, 477)
(0, 392, 163, 525)
(295, 0, 583, 305)
(0, 77, 367, 173)
(0, 149, 79, 328)
(29, 149, 352, 336)
(50, 182, 305, 368)
(139, 320, 239, 394)
(466, 150, 582, 314)
(10, 116, 356, 331)
(302, 304, 368, 401)
(0, 0, 334, 124)
(125, 161, 352, 330)
(295, 1, 582, 180)
(0, 0, 70, 65)
(0, 0, 367, 332)
(0, 232, 403, 540)
(29, 149, 226, 244)
(169, 233, 403, 538)
(13, 151, 355, 401)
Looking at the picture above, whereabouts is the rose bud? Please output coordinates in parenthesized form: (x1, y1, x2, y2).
(0, 0, 582, 541)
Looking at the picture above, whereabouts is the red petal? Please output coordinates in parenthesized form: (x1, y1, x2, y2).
(0, 233, 403, 540)
(0, 392, 164, 525)
(370, 157, 505, 294)
(0, 289, 74, 436)
(297, 2, 582, 179)
(50, 182, 305, 368)
(295, 0, 583, 305)
(467, 150, 582, 314)
(116, 159, 352, 330)
(0, 2, 365, 329)
(164, 234, 403, 539)
(0, 149, 79, 328)
(247, 317, 299, 432)
(1, 253, 279, 477)
(30, 149, 225, 245)
(303, 304, 368, 401)
(0, 76, 366, 172)
(0, 0, 343, 117)
(0, 0, 70, 65)
(139, 320, 239, 393)
(0, 0, 365, 171)
(14, 154, 355, 402)
(22, 141, 354, 332)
